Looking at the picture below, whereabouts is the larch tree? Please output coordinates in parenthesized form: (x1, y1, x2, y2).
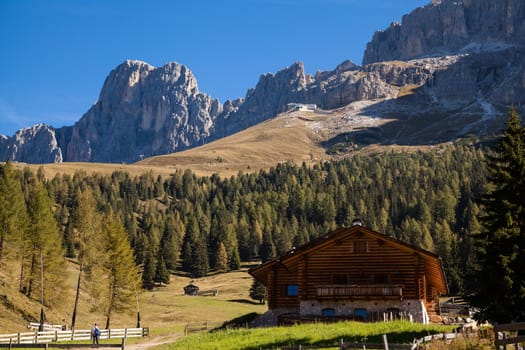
(470, 108, 525, 323)
(22, 180, 65, 307)
(93, 213, 141, 329)
(0, 160, 28, 260)
(215, 242, 228, 272)
(70, 188, 103, 330)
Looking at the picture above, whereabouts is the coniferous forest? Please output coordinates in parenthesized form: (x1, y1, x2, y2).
(0, 144, 488, 304)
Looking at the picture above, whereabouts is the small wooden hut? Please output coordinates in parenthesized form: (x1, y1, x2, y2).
(183, 283, 200, 296)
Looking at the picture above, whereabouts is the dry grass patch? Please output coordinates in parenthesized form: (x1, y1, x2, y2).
(0, 256, 265, 337)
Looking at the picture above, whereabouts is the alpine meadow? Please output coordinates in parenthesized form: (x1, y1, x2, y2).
(2, 0, 525, 348)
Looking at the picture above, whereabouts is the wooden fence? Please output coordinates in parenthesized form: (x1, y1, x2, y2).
(0, 328, 148, 345)
(0, 339, 126, 349)
(494, 322, 525, 350)
(281, 332, 468, 350)
(282, 335, 414, 350)
(183, 322, 223, 336)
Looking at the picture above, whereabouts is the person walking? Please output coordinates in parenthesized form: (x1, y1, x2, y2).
(91, 323, 101, 345)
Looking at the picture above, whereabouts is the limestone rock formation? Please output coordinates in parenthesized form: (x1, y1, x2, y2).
(363, 0, 525, 64)
(0, 124, 62, 163)
(1, 0, 524, 163)
(57, 60, 222, 163)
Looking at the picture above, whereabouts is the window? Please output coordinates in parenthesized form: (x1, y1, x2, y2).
(322, 308, 336, 317)
(354, 308, 368, 321)
(332, 274, 348, 284)
(286, 285, 299, 296)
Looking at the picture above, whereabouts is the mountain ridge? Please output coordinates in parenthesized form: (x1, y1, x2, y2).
(1, 0, 524, 164)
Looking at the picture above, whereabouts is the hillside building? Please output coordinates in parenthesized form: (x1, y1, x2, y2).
(249, 222, 448, 326)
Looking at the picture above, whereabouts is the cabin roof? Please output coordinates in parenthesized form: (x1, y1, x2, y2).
(249, 225, 448, 295)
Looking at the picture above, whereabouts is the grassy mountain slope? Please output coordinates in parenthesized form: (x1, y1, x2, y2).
(10, 105, 437, 179)
(136, 109, 334, 177)
(0, 256, 264, 334)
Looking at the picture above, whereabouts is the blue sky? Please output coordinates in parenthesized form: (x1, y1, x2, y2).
(0, 0, 429, 136)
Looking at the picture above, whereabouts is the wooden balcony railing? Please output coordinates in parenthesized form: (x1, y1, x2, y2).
(316, 284, 403, 300)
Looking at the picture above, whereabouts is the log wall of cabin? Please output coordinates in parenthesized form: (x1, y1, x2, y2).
(268, 235, 434, 310)
(270, 264, 301, 309)
(301, 236, 422, 299)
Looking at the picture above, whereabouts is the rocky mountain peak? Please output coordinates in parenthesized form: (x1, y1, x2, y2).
(1, 0, 524, 164)
(0, 124, 62, 163)
(363, 0, 525, 65)
(57, 60, 223, 163)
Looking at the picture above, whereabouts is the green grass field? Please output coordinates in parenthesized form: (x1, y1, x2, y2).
(164, 321, 454, 350)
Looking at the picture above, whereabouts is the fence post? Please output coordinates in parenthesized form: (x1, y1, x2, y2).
(339, 338, 344, 350)
(17, 332, 20, 344)
(382, 334, 389, 350)
(121, 337, 126, 350)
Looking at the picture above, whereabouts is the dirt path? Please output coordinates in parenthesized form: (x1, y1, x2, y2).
(124, 333, 181, 350)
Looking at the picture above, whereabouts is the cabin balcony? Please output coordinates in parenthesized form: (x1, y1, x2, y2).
(316, 284, 403, 300)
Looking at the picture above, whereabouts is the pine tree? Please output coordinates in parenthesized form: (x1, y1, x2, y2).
(181, 216, 209, 277)
(470, 108, 525, 323)
(153, 249, 170, 285)
(141, 250, 155, 289)
(249, 279, 267, 304)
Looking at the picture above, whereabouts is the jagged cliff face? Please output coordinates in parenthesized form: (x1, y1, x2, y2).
(0, 124, 63, 163)
(363, 0, 525, 64)
(58, 60, 224, 162)
(1, 0, 524, 164)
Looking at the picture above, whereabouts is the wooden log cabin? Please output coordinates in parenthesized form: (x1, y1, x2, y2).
(249, 222, 448, 325)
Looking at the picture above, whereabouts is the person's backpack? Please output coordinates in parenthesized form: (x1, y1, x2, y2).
(94, 328, 101, 337)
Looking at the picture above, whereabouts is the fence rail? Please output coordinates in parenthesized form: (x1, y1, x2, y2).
(281, 335, 414, 350)
(494, 322, 525, 349)
(0, 328, 148, 344)
(183, 322, 223, 336)
(281, 332, 468, 350)
(0, 339, 125, 349)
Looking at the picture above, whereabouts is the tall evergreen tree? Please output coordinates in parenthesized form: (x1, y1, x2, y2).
(181, 216, 209, 277)
(470, 108, 525, 323)
(22, 181, 65, 306)
(70, 189, 103, 329)
(153, 249, 170, 285)
(0, 161, 28, 260)
(94, 213, 141, 329)
(249, 279, 267, 304)
(215, 242, 228, 272)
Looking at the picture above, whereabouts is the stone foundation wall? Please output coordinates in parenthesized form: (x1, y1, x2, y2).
(250, 308, 297, 327)
(299, 299, 429, 324)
